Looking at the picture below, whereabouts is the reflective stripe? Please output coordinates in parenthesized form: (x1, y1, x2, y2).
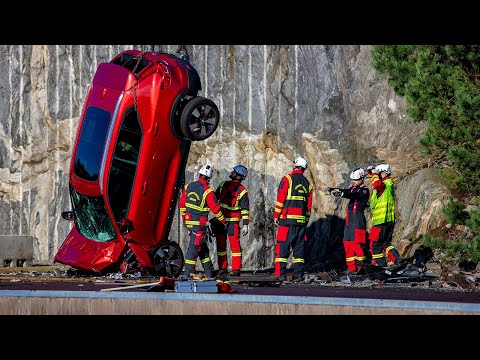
(285, 175, 293, 198)
(231, 252, 242, 257)
(185, 220, 200, 226)
(293, 258, 304, 264)
(186, 203, 210, 211)
(275, 258, 288, 263)
(185, 259, 196, 265)
(386, 245, 396, 253)
(185, 188, 213, 212)
(217, 251, 227, 256)
(226, 217, 240, 222)
(219, 188, 248, 210)
(286, 215, 306, 220)
(372, 253, 385, 259)
(238, 189, 247, 200)
(220, 203, 241, 211)
(201, 257, 212, 264)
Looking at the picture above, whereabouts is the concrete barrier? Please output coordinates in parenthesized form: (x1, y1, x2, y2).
(1, 290, 479, 315)
(0, 236, 33, 267)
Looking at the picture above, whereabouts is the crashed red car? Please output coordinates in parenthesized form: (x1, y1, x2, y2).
(54, 49, 219, 277)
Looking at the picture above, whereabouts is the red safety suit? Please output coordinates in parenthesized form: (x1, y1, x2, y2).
(336, 184, 369, 272)
(214, 180, 250, 272)
(273, 168, 313, 279)
(179, 177, 226, 277)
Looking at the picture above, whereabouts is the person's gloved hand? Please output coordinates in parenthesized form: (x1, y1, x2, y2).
(332, 190, 343, 197)
(241, 224, 249, 236)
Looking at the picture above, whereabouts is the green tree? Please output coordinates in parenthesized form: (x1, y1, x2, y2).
(371, 45, 480, 264)
(371, 45, 480, 192)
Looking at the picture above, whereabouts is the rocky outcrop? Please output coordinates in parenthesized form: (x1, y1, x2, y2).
(0, 45, 450, 271)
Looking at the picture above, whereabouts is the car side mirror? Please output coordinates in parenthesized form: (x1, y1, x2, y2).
(61, 211, 75, 221)
(120, 218, 134, 235)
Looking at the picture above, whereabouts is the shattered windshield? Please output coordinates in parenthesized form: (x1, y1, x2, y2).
(70, 186, 116, 242)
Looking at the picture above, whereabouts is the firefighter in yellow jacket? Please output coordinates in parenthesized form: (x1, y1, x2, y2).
(213, 165, 250, 276)
(366, 163, 402, 267)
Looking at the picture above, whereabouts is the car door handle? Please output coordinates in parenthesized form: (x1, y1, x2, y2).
(142, 181, 148, 195)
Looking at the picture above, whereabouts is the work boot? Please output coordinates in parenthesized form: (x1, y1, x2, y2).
(217, 269, 228, 275)
(270, 274, 286, 281)
(230, 270, 240, 276)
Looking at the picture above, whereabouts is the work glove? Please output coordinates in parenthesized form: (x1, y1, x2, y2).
(332, 190, 343, 197)
(241, 224, 249, 236)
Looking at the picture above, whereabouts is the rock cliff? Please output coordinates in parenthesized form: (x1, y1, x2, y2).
(0, 45, 449, 271)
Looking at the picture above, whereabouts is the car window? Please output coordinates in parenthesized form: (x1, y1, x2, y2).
(111, 53, 150, 76)
(74, 107, 111, 181)
(70, 185, 116, 242)
(108, 106, 142, 224)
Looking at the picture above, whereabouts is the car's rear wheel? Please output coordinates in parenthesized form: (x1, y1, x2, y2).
(180, 96, 220, 141)
(152, 241, 184, 278)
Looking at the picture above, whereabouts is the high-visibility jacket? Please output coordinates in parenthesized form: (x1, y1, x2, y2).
(274, 168, 313, 226)
(179, 177, 225, 231)
(215, 180, 250, 224)
(369, 174, 395, 225)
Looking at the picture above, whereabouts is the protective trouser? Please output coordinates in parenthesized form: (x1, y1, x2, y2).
(369, 222, 400, 267)
(183, 229, 214, 278)
(216, 222, 242, 271)
(343, 211, 367, 272)
(274, 225, 306, 278)
(343, 232, 367, 272)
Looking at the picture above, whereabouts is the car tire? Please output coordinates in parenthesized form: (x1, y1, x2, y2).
(152, 241, 185, 278)
(180, 96, 220, 141)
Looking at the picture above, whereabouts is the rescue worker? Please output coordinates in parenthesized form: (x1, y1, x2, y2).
(366, 163, 402, 267)
(179, 164, 226, 278)
(213, 165, 250, 276)
(328, 167, 369, 273)
(273, 156, 313, 282)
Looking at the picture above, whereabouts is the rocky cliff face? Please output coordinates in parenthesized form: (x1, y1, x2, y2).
(0, 45, 449, 270)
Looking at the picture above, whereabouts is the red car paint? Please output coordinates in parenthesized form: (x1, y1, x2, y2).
(54, 50, 220, 276)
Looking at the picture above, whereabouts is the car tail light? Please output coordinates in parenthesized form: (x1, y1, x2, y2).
(160, 64, 171, 90)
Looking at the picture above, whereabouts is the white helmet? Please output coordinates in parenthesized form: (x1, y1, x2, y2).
(350, 167, 365, 180)
(199, 164, 213, 178)
(294, 156, 308, 170)
(375, 163, 391, 175)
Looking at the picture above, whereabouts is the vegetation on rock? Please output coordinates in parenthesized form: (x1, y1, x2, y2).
(371, 45, 480, 266)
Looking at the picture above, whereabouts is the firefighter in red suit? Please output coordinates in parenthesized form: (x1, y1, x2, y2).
(213, 165, 250, 276)
(179, 164, 226, 278)
(273, 156, 313, 282)
(328, 167, 369, 273)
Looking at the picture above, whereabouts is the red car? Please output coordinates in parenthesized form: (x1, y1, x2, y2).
(54, 49, 220, 277)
